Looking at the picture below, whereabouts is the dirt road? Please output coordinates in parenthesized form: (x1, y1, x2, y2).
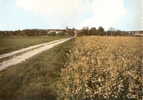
(0, 37, 73, 71)
(0, 38, 67, 59)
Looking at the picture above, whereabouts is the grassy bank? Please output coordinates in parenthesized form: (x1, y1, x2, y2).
(58, 36, 143, 100)
(0, 39, 73, 100)
(0, 36, 68, 54)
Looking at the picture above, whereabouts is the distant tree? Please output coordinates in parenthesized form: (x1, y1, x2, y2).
(89, 27, 97, 35)
(115, 30, 122, 36)
(80, 27, 89, 35)
(97, 26, 104, 35)
(108, 28, 123, 36)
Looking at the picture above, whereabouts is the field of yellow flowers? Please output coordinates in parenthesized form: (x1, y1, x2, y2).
(57, 36, 143, 100)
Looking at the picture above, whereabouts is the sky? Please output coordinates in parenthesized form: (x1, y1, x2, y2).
(0, 0, 142, 31)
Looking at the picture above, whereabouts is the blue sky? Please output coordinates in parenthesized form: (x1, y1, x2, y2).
(0, 0, 142, 31)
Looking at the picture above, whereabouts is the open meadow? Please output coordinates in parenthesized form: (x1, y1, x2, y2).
(0, 35, 142, 100)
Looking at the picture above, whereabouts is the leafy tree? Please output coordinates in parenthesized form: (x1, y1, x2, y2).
(89, 27, 97, 35)
(80, 27, 89, 35)
(97, 26, 104, 35)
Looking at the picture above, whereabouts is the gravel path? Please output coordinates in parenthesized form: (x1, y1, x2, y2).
(0, 37, 73, 71)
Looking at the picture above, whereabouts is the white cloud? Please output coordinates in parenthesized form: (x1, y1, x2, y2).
(16, 0, 90, 17)
(79, 0, 127, 29)
(16, 0, 127, 29)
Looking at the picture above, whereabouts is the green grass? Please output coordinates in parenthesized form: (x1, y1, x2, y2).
(0, 39, 73, 100)
(0, 36, 68, 54)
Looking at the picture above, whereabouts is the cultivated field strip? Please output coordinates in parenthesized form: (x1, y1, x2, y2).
(0, 37, 73, 71)
(58, 36, 143, 100)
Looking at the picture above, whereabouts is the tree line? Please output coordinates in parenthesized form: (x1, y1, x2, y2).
(72, 27, 131, 36)
(0, 27, 132, 36)
(0, 29, 68, 36)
